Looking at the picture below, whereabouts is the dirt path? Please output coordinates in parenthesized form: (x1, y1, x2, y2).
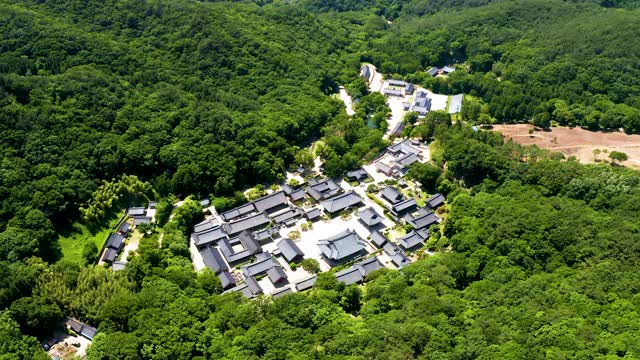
(121, 228, 142, 262)
(493, 124, 640, 168)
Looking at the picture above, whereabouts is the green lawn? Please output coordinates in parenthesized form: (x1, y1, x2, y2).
(58, 211, 123, 265)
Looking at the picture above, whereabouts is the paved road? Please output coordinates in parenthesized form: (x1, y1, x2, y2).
(365, 64, 384, 93)
(338, 86, 355, 116)
(449, 94, 463, 114)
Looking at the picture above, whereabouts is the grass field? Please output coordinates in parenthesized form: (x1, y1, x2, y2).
(58, 211, 123, 265)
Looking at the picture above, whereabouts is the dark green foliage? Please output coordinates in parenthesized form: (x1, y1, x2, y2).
(153, 199, 172, 227)
(81, 241, 99, 265)
(408, 162, 442, 191)
(9, 296, 63, 339)
(0, 311, 49, 360)
(609, 150, 629, 164)
(3, 0, 640, 358)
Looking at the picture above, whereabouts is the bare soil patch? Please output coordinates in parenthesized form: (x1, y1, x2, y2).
(493, 124, 640, 169)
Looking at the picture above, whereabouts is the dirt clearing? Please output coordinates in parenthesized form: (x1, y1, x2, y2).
(493, 124, 640, 169)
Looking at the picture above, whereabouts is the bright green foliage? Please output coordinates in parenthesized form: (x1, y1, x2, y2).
(300, 258, 321, 274)
(154, 199, 173, 227)
(80, 175, 154, 224)
(35, 264, 135, 323)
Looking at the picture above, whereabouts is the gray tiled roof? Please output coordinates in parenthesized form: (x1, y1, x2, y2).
(354, 257, 385, 277)
(346, 169, 368, 181)
(254, 191, 287, 214)
(127, 207, 146, 216)
(426, 193, 446, 209)
(388, 139, 420, 156)
(383, 242, 411, 269)
(133, 216, 152, 225)
(407, 211, 439, 230)
(222, 212, 270, 236)
(272, 207, 303, 224)
(381, 186, 404, 204)
(217, 271, 235, 290)
(245, 276, 263, 297)
(397, 229, 429, 250)
(387, 79, 406, 86)
(200, 246, 229, 274)
(391, 198, 417, 215)
(267, 266, 287, 284)
(253, 227, 278, 242)
(66, 318, 97, 340)
(335, 267, 364, 285)
(306, 179, 341, 201)
(192, 226, 227, 247)
(106, 233, 125, 250)
(281, 184, 295, 195)
(317, 230, 367, 262)
(376, 162, 393, 175)
(295, 275, 317, 291)
(242, 257, 276, 278)
(112, 261, 126, 271)
(395, 152, 418, 167)
(383, 88, 404, 96)
(200, 198, 211, 207)
(118, 222, 130, 235)
(220, 203, 256, 222)
(272, 286, 293, 299)
(219, 232, 262, 264)
(66, 318, 83, 333)
(427, 67, 439, 76)
(305, 208, 322, 220)
(277, 238, 304, 263)
(80, 325, 97, 340)
(390, 122, 405, 137)
(194, 219, 219, 233)
(102, 248, 117, 263)
(320, 191, 363, 214)
(289, 189, 305, 202)
(369, 230, 388, 248)
(441, 66, 455, 73)
(358, 207, 383, 227)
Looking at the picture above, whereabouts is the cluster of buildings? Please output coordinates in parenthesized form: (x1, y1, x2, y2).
(374, 139, 423, 178)
(189, 137, 447, 300)
(192, 180, 374, 297)
(100, 203, 156, 269)
(382, 79, 415, 97)
(427, 66, 456, 77)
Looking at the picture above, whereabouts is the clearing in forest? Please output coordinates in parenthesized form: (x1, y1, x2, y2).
(493, 124, 640, 169)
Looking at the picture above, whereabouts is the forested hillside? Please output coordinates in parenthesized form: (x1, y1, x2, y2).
(362, 0, 640, 131)
(2, 0, 640, 358)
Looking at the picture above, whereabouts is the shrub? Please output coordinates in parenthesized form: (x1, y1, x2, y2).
(300, 258, 320, 273)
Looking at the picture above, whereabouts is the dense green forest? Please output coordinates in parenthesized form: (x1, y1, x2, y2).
(2, 0, 640, 358)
